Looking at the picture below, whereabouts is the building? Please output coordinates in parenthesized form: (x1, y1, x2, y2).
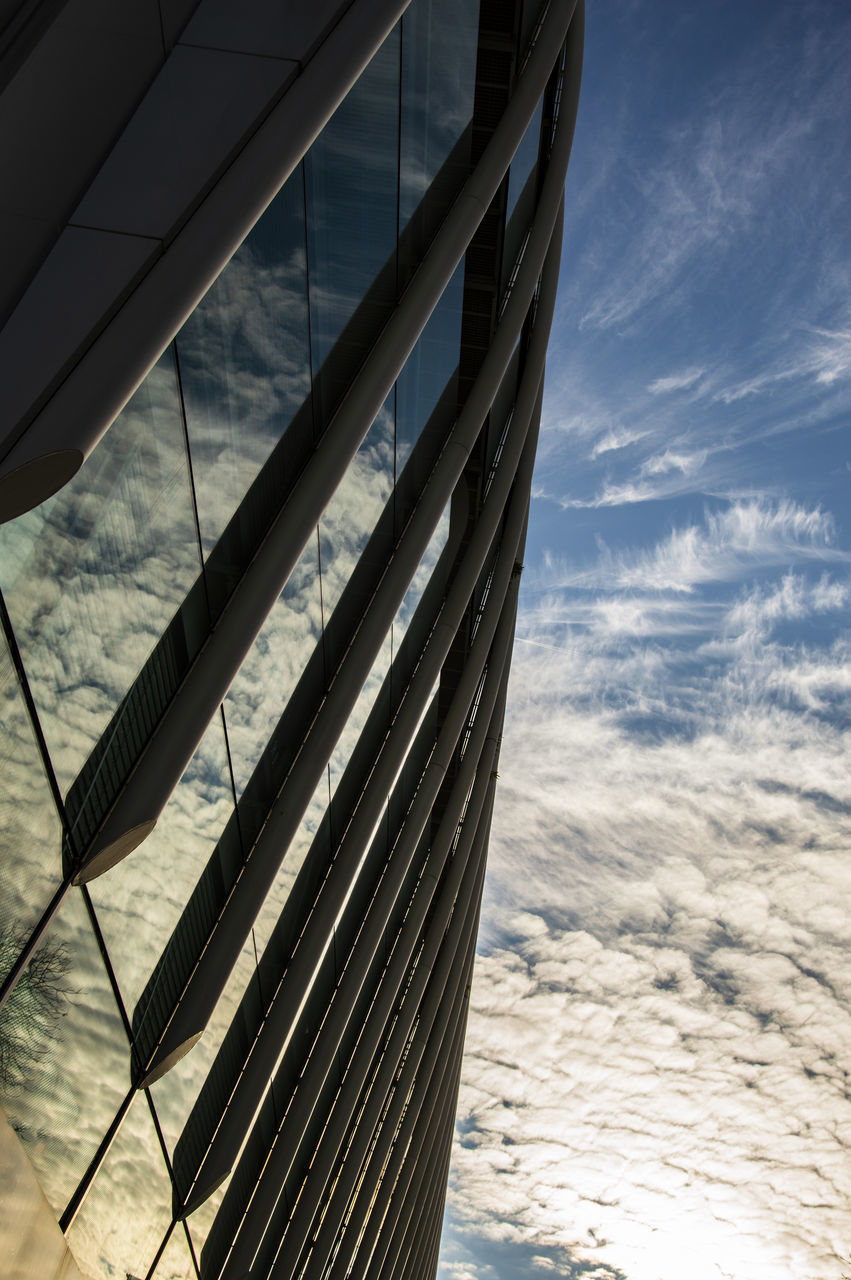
(0, 1, 583, 1277)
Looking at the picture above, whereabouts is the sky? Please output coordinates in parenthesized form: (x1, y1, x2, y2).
(439, 1, 851, 1278)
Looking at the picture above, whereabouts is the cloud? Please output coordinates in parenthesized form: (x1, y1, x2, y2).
(647, 368, 706, 396)
(639, 449, 706, 478)
(445, 6, 851, 1278)
(575, 57, 829, 335)
(722, 572, 850, 642)
(711, 320, 851, 406)
(537, 295, 850, 523)
(551, 449, 710, 508)
(808, 324, 851, 385)
(443, 480, 851, 1280)
(538, 498, 845, 594)
(446, 658, 851, 1280)
(554, 467, 717, 512)
(590, 427, 647, 459)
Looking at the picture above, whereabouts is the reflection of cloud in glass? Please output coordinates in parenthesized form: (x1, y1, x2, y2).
(0, 8, 492, 1275)
(0, 637, 63, 967)
(148, 775, 331, 1154)
(149, 931, 263, 1153)
(136, 436, 447, 1139)
(328, 499, 450, 795)
(164, 517, 454, 1231)
(444, 514, 851, 1280)
(399, 0, 480, 229)
(0, 0, 481, 900)
(67, 1091, 171, 1280)
(224, 538, 324, 798)
(306, 32, 400, 373)
(0, 353, 199, 796)
(148, 1223, 197, 1280)
(177, 173, 311, 556)
(131, 356, 457, 1090)
(0, 889, 129, 1216)
(88, 711, 236, 1014)
(319, 401, 395, 620)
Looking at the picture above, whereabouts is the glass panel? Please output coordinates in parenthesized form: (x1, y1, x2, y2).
(395, 260, 465, 478)
(223, 539, 323, 800)
(0, 350, 202, 803)
(151, 1223, 199, 1280)
(392, 503, 451, 654)
(149, 933, 258, 1155)
(327, 633, 393, 801)
(305, 28, 400, 426)
(0, 888, 128, 1214)
(145, 780, 328, 1160)
(399, 0, 480, 282)
(248, 773, 331, 971)
(0, 627, 63, 975)
(66, 1091, 172, 1280)
(184, 1184, 226, 1271)
(161, 773, 330, 1233)
(149, 743, 324, 1175)
(325, 495, 450, 801)
(318, 392, 395, 623)
(505, 97, 542, 223)
(177, 168, 311, 559)
(131, 551, 325, 1089)
(88, 710, 235, 1016)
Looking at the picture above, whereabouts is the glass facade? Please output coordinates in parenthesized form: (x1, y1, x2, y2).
(0, 626, 64, 965)
(0, 0, 583, 1277)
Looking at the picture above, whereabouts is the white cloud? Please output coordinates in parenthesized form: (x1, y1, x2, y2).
(590, 427, 648, 459)
(639, 449, 706, 478)
(448, 659, 851, 1279)
(647, 368, 706, 396)
(809, 323, 851, 385)
(576, 48, 831, 336)
(711, 320, 851, 405)
(538, 499, 844, 595)
(445, 485, 851, 1280)
(722, 572, 850, 642)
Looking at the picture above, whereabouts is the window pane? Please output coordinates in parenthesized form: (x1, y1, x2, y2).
(0, 888, 128, 1214)
(395, 260, 465, 476)
(0, 628, 63, 971)
(0, 350, 202, 809)
(224, 539, 323, 801)
(318, 392, 395, 623)
(327, 632, 394, 800)
(305, 28, 400, 424)
(66, 1091, 172, 1280)
(150, 1223, 199, 1280)
(88, 711, 236, 1016)
(177, 169, 311, 559)
(399, 0, 480, 282)
(392, 502, 451, 654)
(149, 932, 259, 1156)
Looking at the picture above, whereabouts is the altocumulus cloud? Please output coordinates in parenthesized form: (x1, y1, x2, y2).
(439, 495, 851, 1280)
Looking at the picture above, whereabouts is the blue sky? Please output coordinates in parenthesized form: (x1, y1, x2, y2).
(439, 2, 851, 1278)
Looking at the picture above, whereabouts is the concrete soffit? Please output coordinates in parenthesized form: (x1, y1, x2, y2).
(0, 0, 409, 523)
